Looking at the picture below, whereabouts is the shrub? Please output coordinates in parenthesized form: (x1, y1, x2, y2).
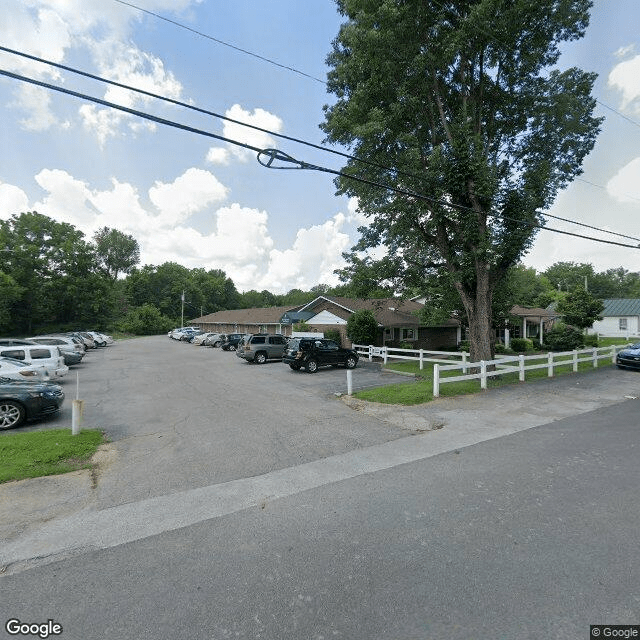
(543, 324, 584, 351)
(458, 340, 470, 352)
(324, 328, 342, 345)
(494, 343, 507, 354)
(510, 338, 532, 352)
(583, 333, 598, 347)
(346, 309, 379, 345)
(120, 304, 173, 335)
(531, 339, 542, 350)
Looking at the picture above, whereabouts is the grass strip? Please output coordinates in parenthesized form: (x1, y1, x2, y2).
(355, 358, 616, 405)
(0, 428, 106, 484)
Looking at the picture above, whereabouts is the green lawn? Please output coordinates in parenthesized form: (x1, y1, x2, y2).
(0, 428, 106, 484)
(355, 355, 618, 405)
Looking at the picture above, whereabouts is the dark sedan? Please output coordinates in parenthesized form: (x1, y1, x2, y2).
(0, 378, 65, 429)
(283, 338, 359, 373)
(616, 342, 640, 370)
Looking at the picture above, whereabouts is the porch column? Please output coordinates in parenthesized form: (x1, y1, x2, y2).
(504, 327, 510, 348)
(522, 318, 527, 340)
(456, 326, 461, 345)
(539, 319, 544, 344)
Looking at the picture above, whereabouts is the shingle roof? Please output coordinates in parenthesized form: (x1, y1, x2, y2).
(510, 305, 559, 321)
(601, 299, 640, 316)
(190, 305, 300, 325)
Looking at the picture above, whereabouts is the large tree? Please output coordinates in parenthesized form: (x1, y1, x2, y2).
(322, 0, 602, 361)
(93, 226, 140, 281)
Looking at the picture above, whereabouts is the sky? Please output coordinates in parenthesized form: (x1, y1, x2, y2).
(0, 0, 639, 294)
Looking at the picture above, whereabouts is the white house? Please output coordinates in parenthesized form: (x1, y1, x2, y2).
(588, 299, 640, 338)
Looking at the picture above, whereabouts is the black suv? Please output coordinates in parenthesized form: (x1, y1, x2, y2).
(220, 333, 246, 351)
(283, 338, 359, 373)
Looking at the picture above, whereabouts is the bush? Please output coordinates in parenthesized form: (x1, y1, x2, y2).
(324, 328, 342, 345)
(543, 324, 584, 351)
(346, 309, 379, 345)
(494, 343, 507, 354)
(583, 333, 598, 347)
(510, 338, 532, 352)
(458, 340, 470, 352)
(120, 304, 174, 335)
(531, 339, 542, 351)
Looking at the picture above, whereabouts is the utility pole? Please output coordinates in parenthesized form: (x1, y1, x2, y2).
(181, 290, 185, 327)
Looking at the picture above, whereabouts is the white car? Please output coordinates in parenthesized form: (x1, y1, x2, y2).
(0, 345, 69, 380)
(28, 335, 85, 355)
(0, 357, 50, 382)
(87, 331, 114, 346)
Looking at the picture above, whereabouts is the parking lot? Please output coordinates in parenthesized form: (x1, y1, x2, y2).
(15, 335, 413, 508)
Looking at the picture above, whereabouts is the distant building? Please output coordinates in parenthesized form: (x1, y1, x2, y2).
(587, 299, 640, 338)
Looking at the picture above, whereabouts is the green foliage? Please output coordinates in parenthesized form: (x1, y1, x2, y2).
(93, 226, 140, 280)
(543, 324, 585, 351)
(324, 328, 342, 344)
(293, 321, 311, 332)
(346, 309, 379, 345)
(494, 343, 508, 354)
(458, 340, 470, 352)
(510, 338, 532, 353)
(556, 286, 604, 330)
(322, 0, 601, 362)
(119, 304, 174, 335)
(583, 333, 598, 347)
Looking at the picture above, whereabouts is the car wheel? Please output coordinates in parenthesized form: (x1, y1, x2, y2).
(255, 352, 267, 364)
(0, 400, 26, 429)
(229, 345, 236, 351)
(289, 363, 301, 370)
(345, 356, 357, 369)
(214, 341, 220, 348)
(306, 358, 318, 373)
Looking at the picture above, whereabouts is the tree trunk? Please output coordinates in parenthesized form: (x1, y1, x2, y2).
(456, 266, 494, 364)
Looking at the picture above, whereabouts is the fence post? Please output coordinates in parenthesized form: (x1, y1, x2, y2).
(548, 351, 554, 377)
(368, 345, 373, 362)
(480, 360, 487, 390)
(592, 347, 598, 368)
(433, 364, 440, 398)
(419, 349, 424, 371)
(347, 369, 353, 396)
(611, 345, 616, 364)
(462, 352, 468, 374)
(518, 354, 524, 382)
(573, 350, 578, 372)
(383, 347, 388, 365)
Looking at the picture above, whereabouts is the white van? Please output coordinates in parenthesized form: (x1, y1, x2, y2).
(0, 345, 69, 380)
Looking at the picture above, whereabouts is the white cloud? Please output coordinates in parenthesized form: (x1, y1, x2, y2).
(606, 158, 640, 203)
(148, 168, 229, 226)
(614, 44, 636, 59)
(221, 104, 283, 162)
(345, 197, 368, 225)
(0, 183, 30, 218)
(609, 54, 640, 113)
(206, 147, 230, 165)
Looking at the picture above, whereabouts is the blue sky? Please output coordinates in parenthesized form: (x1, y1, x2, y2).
(1, 0, 639, 294)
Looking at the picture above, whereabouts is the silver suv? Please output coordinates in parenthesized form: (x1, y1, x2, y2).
(236, 334, 287, 364)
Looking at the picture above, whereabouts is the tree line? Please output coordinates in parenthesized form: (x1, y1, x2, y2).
(0, 211, 637, 337)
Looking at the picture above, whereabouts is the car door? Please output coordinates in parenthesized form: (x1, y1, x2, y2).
(268, 335, 286, 359)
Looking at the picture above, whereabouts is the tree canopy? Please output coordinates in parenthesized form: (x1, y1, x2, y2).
(322, 0, 602, 360)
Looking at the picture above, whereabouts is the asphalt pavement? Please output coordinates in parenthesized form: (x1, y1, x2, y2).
(1, 336, 639, 577)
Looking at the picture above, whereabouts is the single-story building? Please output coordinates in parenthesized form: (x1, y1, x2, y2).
(587, 299, 640, 338)
(189, 296, 461, 349)
(500, 305, 559, 345)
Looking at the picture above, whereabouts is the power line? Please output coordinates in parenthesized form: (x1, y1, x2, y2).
(2, 67, 638, 251)
(111, 0, 326, 85)
(4, 46, 638, 245)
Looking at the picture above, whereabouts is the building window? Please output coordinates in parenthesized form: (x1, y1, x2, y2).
(400, 327, 417, 341)
(384, 327, 393, 342)
(619, 318, 628, 331)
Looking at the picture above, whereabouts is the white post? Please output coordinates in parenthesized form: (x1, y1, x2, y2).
(519, 354, 525, 382)
(368, 345, 373, 362)
(573, 350, 578, 372)
(592, 347, 598, 368)
(383, 347, 388, 365)
(504, 327, 510, 349)
(611, 345, 616, 364)
(462, 352, 468, 374)
(347, 369, 353, 396)
(433, 364, 440, 398)
(480, 360, 487, 390)
(548, 351, 553, 377)
(539, 320, 544, 345)
(419, 349, 424, 370)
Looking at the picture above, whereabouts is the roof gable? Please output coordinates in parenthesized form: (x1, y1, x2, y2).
(601, 299, 640, 316)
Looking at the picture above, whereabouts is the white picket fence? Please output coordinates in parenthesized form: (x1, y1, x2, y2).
(351, 344, 470, 370)
(433, 344, 627, 397)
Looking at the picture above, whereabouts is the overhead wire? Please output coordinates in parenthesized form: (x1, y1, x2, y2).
(3, 46, 639, 245)
(1, 66, 638, 251)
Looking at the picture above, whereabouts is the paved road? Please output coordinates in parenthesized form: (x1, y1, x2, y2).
(1, 399, 638, 639)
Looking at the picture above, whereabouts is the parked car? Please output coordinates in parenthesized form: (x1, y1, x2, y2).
(28, 335, 85, 356)
(0, 378, 65, 429)
(283, 338, 359, 373)
(182, 329, 203, 342)
(171, 327, 200, 341)
(0, 357, 50, 382)
(616, 342, 640, 370)
(192, 332, 216, 346)
(220, 334, 246, 351)
(0, 345, 69, 379)
(236, 334, 287, 364)
(86, 331, 113, 346)
(203, 333, 224, 347)
(0, 338, 37, 346)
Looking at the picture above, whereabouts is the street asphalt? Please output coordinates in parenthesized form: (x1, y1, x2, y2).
(1, 335, 639, 577)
